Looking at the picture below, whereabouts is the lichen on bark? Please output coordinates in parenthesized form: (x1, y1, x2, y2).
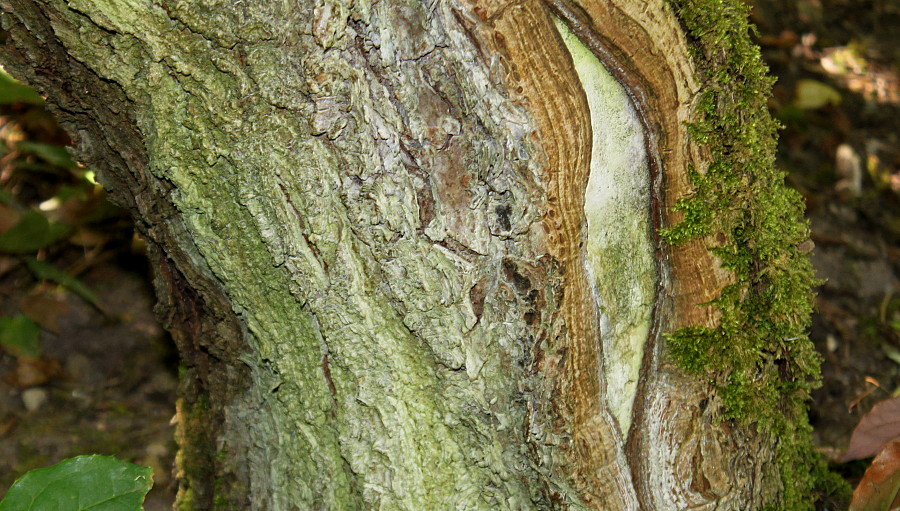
(3, 0, 549, 507)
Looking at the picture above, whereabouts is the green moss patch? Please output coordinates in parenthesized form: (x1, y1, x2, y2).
(664, 0, 849, 507)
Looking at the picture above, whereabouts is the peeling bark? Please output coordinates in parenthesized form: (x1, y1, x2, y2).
(0, 0, 808, 508)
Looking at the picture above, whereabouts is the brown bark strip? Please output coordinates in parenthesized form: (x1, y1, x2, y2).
(461, 0, 635, 507)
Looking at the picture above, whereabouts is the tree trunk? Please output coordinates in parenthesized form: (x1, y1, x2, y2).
(0, 0, 840, 509)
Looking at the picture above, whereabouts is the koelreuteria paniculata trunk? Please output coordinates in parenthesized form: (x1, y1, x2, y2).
(1, 0, 837, 508)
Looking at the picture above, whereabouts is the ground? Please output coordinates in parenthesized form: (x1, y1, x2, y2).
(0, 0, 897, 507)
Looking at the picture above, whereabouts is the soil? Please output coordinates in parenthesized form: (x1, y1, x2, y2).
(0, 258, 177, 510)
(0, 0, 897, 508)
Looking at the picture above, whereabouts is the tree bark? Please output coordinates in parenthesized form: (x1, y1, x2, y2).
(0, 0, 832, 509)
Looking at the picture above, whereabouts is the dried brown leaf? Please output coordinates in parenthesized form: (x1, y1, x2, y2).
(0, 203, 21, 233)
(850, 440, 900, 511)
(3, 356, 61, 388)
(844, 396, 900, 462)
(20, 290, 70, 333)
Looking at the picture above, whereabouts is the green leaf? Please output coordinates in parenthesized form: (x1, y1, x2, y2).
(794, 79, 842, 110)
(26, 258, 100, 308)
(0, 70, 44, 105)
(0, 455, 153, 511)
(0, 210, 70, 253)
(0, 314, 41, 358)
(16, 141, 78, 169)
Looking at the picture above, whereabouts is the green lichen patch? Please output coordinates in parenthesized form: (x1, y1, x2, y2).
(663, 0, 850, 507)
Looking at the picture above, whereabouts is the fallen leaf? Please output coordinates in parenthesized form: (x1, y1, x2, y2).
(20, 291, 70, 333)
(844, 396, 900, 462)
(794, 79, 842, 110)
(4, 356, 61, 388)
(850, 440, 900, 511)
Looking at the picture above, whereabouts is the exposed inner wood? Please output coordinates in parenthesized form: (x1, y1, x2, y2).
(463, 0, 638, 507)
(475, 0, 771, 507)
(553, 16, 657, 436)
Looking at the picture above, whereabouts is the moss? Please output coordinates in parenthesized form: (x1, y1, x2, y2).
(175, 395, 215, 511)
(176, 488, 196, 511)
(663, 0, 851, 507)
(213, 490, 230, 510)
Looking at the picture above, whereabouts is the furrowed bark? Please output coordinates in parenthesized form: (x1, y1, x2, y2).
(0, 0, 808, 508)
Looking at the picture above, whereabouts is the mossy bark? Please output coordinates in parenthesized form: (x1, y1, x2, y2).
(0, 0, 841, 508)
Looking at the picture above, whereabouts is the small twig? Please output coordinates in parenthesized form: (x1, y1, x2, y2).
(849, 376, 883, 413)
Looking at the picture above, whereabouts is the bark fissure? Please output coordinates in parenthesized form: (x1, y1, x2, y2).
(543, 5, 674, 505)
(552, 12, 657, 439)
